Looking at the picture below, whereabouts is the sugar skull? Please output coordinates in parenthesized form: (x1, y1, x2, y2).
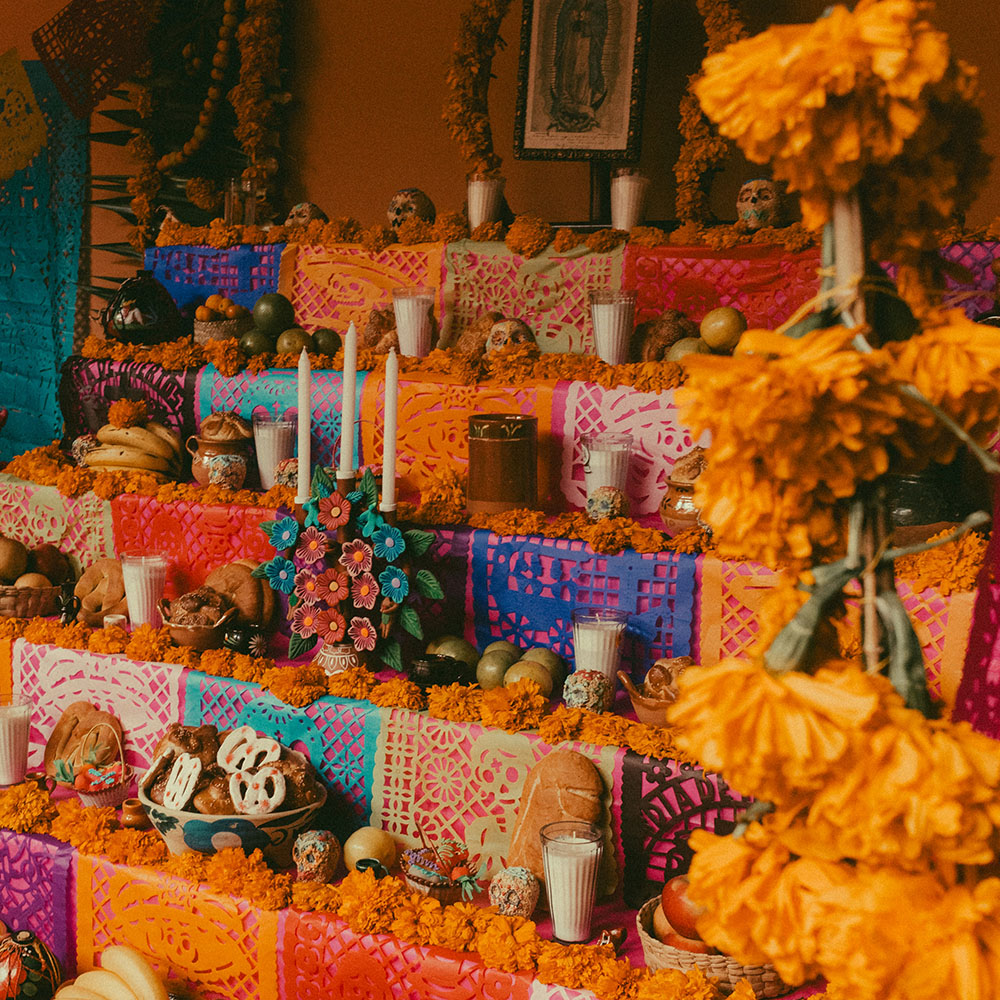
(387, 188, 436, 231)
(485, 318, 535, 355)
(293, 828, 342, 882)
(737, 178, 780, 231)
(284, 202, 328, 228)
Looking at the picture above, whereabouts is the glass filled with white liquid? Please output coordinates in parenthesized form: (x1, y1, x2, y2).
(541, 820, 604, 943)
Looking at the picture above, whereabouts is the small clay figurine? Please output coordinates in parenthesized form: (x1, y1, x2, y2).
(293, 829, 342, 882)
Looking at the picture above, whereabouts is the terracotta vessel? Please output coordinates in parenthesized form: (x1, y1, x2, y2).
(467, 414, 538, 515)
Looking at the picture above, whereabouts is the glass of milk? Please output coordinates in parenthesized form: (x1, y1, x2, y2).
(467, 174, 506, 231)
(580, 431, 632, 499)
(572, 607, 629, 688)
(392, 286, 436, 357)
(610, 169, 650, 232)
(0, 693, 31, 786)
(252, 412, 297, 490)
(540, 820, 604, 943)
(588, 289, 637, 365)
(121, 555, 169, 628)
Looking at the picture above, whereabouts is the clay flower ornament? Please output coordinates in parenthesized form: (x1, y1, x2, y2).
(256, 468, 444, 667)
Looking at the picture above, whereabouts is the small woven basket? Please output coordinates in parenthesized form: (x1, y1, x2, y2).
(0, 585, 60, 618)
(193, 314, 253, 344)
(636, 897, 788, 998)
(403, 870, 463, 904)
(71, 722, 133, 809)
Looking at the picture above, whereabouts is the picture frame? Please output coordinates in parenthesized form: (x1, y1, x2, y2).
(514, 0, 651, 161)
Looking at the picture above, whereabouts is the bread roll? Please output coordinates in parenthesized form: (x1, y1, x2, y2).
(506, 749, 605, 890)
(74, 559, 128, 626)
(205, 560, 274, 626)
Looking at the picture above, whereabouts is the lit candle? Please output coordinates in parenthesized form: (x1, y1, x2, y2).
(380, 349, 398, 511)
(339, 321, 357, 479)
(296, 346, 312, 504)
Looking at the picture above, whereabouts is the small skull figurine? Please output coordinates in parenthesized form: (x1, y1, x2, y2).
(387, 188, 436, 231)
(284, 202, 328, 228)
(293, 829, 342, 883)
(736, 178, 780, 232)
(485, 318, 535, 355)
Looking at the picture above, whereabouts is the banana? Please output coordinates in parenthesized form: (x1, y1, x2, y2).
(71, 970, 140, 1000)
(85, 445, 172, 474)
(145, 420, 183, 458)
(100, 945, 167, 1000)
(97, 425, 176, 461)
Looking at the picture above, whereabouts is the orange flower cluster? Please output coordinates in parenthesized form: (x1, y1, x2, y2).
(669, 220, 817, 254)
(694, 0, 989, 254)
(505, 216, 554, 259)
(668, 653, 1000, 996)
(893, 526, 988, 596)
(677, 316, 1000, 566)
(107, 399, 149, 428)
(479, 678, 549, 733)
(261, 663, 328, 707)
(368, 676, 426, 711)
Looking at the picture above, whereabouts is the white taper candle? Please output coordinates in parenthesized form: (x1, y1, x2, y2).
(296, 346, 312, 504)
(380, 349, 399, 511)
(339, 321, 357, 477)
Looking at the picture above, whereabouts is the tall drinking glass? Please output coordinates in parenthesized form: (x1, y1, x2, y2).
(253, 412, 297, 490)
(0, 693, 31, 786)
(392, 286, 435, 357)
(541, 820, 604, 943)
(121, 555, 169, 628)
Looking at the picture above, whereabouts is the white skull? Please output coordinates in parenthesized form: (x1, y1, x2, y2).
(486, 318, 535, 355)
(737, 179, 779, 231)
(284, 202, 327, 228)
(387, 188, 436, 231)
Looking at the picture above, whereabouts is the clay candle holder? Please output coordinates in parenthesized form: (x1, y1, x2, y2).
(467, 414, 538, 515)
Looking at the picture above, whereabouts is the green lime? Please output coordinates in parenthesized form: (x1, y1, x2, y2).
(252, 292, 296, 337)
(239, 327, 276, 356)
(276, 327, 315, 355)
(313, 327, 341, 355)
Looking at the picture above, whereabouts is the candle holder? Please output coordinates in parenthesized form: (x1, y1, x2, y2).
(610, 169, 650, 232)
(467, 414, 538, 515)
(588, 290, 637, 366)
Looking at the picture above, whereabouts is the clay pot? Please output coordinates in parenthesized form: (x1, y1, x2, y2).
(186, 436, 249, 488)
(315, 642, 362, 676)
(659, 478, 701, 536)
(467, 414, 538, 515)
(121, 796, 152, 830)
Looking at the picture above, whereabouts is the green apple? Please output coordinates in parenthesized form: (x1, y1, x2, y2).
(503, 659, 554, 698)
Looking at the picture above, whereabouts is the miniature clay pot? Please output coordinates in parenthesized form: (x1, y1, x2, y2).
(659, 479, 700, 536)
(186, 437, 249, 488)
(121, 796, 152, 830)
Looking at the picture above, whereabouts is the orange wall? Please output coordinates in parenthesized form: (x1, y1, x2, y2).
(6, 0, 1000, 235)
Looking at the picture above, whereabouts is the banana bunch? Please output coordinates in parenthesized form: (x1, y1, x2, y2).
(85, 422, 183, 483)
(55, 944, 167, 1000)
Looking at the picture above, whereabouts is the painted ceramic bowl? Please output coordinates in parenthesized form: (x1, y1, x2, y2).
(138, 760, 327, 867)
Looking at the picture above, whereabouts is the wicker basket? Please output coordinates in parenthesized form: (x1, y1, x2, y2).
(636, 897, 788, 998)
(70, 722, 133, 810)
(403, 870, 463, 904)
(193, 313, 253, 344)
(0, 584, 60, 618)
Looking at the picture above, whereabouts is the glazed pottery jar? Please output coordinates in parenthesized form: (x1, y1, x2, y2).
(467, 414, 538, 514)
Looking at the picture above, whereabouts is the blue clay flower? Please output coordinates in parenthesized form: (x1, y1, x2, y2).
(378, 567, 409, 603)
(264, 556, 297, 594)
(372, 524, 406, 563)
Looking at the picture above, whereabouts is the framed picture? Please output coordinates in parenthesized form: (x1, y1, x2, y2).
(514, 0, 651, 161)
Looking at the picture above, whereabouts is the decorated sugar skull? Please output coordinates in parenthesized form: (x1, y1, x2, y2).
(586, 485, 629, 522)
(736, 178, 780, 231)
(293, 828, 342, 882)
(387, 188, 436, 231)
(485, 318, 535, 355)
(284, 202, 328, 228)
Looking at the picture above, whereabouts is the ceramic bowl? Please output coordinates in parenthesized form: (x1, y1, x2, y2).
(138, 764, 327, 867)
(158, 601, 239, 651)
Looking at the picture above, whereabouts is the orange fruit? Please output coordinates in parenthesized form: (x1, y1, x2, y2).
(219, 297, 235, 312)
(205, 293, 224, 311)
(195, 305, 214, 322)
(225, 303, 242, 319)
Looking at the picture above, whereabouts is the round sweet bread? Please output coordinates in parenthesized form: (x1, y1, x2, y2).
(74, 558, 128, 626)
(205, 559, 274, 626)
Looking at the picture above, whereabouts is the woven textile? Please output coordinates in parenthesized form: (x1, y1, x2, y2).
(360, 373, 555, 502)
(625, 243, 821, 327)
(59, 355, 199, 442)
(0, 63, 86, 460)
(279, 909, 534, 1000)
(0, 830, 75, 974)
(197, 365, 367, 471)
(12, 640, 184, 774)
(444, 240, 624, 354)
(469, 529, 698, 673)
(551, 382, 699, 515)
(0, 474, 115, 570)
(278, 243, 444, 333)
(187, 672, 380, 820)
(146, 243, 280, 313)
(77, 855, 278, 1000)
(111, 494, 274, 595)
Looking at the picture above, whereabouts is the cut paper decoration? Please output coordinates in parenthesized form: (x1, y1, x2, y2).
(0, 49, 47, 182)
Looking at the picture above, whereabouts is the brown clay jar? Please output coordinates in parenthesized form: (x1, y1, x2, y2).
(121, 797, 152, 830)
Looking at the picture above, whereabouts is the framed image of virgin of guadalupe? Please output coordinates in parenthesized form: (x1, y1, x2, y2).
(514, 0, 651, 160)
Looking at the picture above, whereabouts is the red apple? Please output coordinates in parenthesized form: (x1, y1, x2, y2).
(660, 875, 706, 940)
(662, 929, 717, 954)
